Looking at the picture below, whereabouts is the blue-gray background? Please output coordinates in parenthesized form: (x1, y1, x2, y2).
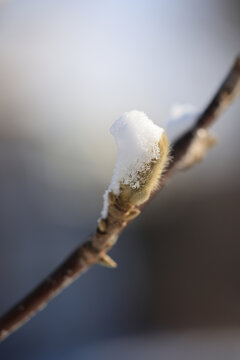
(0, 1, 240, 359)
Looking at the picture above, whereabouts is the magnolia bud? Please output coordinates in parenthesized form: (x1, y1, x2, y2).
(101, 111, 169, 220)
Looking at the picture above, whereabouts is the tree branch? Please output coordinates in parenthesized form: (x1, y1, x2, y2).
(0, 55, 240, 342)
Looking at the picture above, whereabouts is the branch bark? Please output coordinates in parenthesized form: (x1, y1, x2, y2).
(0, 55, 240, 342)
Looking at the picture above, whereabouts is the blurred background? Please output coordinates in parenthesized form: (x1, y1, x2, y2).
(0, 0, 240, 359)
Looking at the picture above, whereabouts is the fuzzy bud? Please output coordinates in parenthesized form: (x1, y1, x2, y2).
(101, 111, 169, 220)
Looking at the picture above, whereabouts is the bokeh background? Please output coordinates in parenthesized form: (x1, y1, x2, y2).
(0, 0, 240, 359)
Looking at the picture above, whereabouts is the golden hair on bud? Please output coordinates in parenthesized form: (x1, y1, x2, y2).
(118, 131, 170, 207)
(176, 128, 217, 171)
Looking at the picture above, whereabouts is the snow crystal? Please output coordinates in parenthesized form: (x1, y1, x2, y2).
(101, 110, 164, 218)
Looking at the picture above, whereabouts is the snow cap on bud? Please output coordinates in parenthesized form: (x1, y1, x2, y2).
(101, 111, 169, 219)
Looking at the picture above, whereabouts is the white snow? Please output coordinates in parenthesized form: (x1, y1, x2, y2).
(101, 110, 164, 218)
(166, 104, 199, 143)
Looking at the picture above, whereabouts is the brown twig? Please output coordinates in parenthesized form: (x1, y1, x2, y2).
(0, 55, 240, 342)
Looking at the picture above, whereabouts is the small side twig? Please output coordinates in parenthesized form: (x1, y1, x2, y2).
(0, 55, 240, 342)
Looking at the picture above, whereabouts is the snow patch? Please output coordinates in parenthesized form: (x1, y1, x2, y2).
(166, 104, 199, 143)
